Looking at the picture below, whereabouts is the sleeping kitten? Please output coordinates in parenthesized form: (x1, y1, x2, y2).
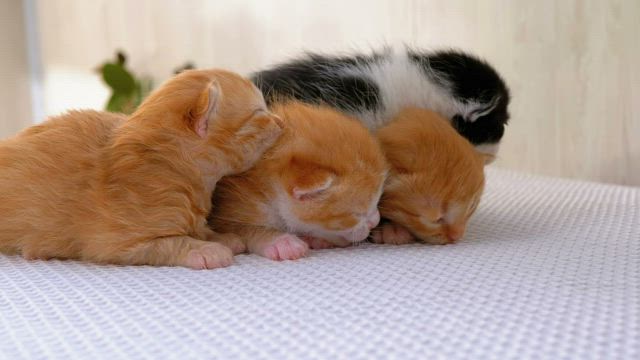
(209, 101, 388, 260)
(372, 108, 485, 245)
(252, 47, 510, 160)
(0, 69, 282, 269)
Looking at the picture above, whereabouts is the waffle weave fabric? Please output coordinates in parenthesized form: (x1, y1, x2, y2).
(1, 168, 639, 360)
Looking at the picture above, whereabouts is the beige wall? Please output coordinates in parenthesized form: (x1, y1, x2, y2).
(12, 0, 640, 185)
(0, 0, 33, 138)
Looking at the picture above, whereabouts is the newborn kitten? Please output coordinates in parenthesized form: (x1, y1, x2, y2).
(0, 69, 282, 269)
(372, 108, 485, 245)
(252, 47, 510, 160)
(209, 101, 387, 260)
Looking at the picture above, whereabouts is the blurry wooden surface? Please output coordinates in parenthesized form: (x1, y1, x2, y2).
(0, 0, 33, 138)
(23, 0, 640, 185)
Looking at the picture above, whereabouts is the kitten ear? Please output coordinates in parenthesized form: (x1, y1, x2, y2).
(292, 174, 334, 200)
(188, 80, 221, 138)
(286, 157, 336, 200)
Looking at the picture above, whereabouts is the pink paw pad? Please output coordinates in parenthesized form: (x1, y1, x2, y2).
(185, 244, 233, 270)
(261, 234, 309, 261)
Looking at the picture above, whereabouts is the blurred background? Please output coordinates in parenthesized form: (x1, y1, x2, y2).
(1, 0, 639, 185)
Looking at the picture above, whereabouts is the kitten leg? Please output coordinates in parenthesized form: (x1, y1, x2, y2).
(245, 230, 309, 261)
(206, 230, 247, 255)
(301, 236, 336, 250)
(111, 236, 234, 269)
(300, 236, 352, 250)
(371, 222, 415, 245)
(22, 250, 53, 261)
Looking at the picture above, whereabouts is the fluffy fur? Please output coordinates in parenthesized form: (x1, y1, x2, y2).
(0, 69, 283, 269)
(252, 47, 510, 160)
(372, 108, 485, 245)
(209, 101, 387, 260)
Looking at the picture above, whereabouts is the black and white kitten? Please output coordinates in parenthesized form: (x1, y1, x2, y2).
(251, 48, 510, 158)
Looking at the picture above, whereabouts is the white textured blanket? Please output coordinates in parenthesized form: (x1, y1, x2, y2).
(1, 168, 638, 359)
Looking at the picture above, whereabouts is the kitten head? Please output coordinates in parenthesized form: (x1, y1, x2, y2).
(269, 102, 388, 245)
(409, 49, 510, 159)
(132, 69, 282, 173)
(377, 108, 485, 244)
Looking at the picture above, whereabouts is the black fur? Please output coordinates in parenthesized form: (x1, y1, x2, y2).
(252, 49, 510, 148)
(252, 53, 383, 112)
(409, 50, 510, 145)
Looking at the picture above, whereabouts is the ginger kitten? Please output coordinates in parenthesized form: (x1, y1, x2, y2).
(0, 69, 282, 269)
(209, 102, 387, 260)
(372, 108, 485, 245)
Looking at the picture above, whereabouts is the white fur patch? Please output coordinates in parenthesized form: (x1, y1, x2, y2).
(474, 143, 500, 158)
(444, 203, 464, 225)
(338, 48, 492, 130)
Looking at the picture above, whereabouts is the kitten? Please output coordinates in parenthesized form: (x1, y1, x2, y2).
(372, 108, 485, 245)
(0, 69, 283, 269)
(252, 47, 510, 161)
(209, 101, 388, 260)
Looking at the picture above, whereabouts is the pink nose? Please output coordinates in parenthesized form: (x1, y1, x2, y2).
(366, 209, 380, 229)
(446, 230, 463, 243)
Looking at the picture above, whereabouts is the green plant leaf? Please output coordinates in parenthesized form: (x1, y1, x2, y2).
(106, 92, 133, 113)
(102, 63, 136, 94)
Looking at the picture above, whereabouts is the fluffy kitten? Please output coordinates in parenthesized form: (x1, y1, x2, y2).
(252, 47, 510, 160)
(372, 108, 485, 245)
(0, 69, 282, 269)
(209, 101, 387, 260)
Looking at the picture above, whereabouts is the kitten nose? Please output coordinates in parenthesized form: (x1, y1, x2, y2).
(446, 227, 464, 243)
(446, 233, 461, 243)
(366, 209, 380, 229)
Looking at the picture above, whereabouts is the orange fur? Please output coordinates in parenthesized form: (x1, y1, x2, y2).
(372, 108, 485, 245)
(210, 101, 387, 260)
(0, 69, 282, 269)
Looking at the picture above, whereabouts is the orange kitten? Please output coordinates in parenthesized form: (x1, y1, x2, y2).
(209, 101, 387, 260)
(0, 69, 282, 269)
(372, 108, 485, 245)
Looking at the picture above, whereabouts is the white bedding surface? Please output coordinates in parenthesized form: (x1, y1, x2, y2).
(1, 168, 638, 359)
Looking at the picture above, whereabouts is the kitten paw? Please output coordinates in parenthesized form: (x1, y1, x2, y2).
(371, 222, 415, 245)
(259, 233, 309, 261)
(22, 252, 50, 261)
(422, 236, 452, 245)
(185, 243, 234, 270)
(301, 236, 336, 250)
